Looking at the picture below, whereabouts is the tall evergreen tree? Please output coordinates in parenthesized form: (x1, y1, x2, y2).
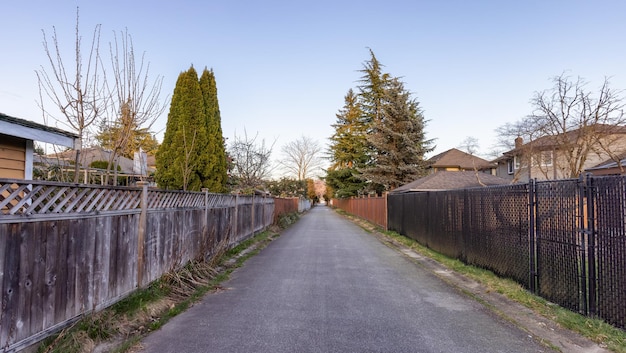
(326, 49, 433, 196)
(360, 77, 433, 190)
(326, 89, 368, 197)
(156, 66, 209, 190)
(358, 49, 390, 127)
(199, 68, 228, 192)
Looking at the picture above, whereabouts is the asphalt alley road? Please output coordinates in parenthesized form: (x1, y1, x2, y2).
(139, 205, 549, 353)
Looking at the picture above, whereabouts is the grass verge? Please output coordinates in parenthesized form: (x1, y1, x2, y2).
(336, 209, 626, 353)
(36, 212, 300, 353)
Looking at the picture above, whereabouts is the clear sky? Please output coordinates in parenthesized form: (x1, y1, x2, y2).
(2, 0, 626, 168)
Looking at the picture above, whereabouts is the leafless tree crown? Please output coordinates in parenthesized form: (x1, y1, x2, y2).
(280, 135, 323, 180)
(228, 130, 276, 189)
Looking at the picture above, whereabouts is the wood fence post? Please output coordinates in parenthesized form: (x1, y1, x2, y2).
(384, 191, 388, 230)
(251, 193, 255, 235)
(234, 193, 239, 242)
(137, 181, 148, 288)
(202, 188, 209, 254)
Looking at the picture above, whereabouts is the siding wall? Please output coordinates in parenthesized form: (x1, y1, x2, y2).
(0, 134, 25, 179)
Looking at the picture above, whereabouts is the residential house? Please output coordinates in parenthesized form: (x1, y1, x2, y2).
(585, 154, 626, 176)
(427, 148, 496, 175)
(494, 125, 626, 182)
(47, 146, 154, 185)
(0, 112, 78, 179)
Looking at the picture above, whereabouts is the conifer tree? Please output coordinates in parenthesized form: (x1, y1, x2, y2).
(326, 89, 368, 197)
(156, 66, 208, 190)
(360, 77, 433, 190)
(326, 49, 433, 196)
(199, 68, 228, 192)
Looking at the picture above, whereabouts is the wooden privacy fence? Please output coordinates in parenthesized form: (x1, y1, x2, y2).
(331, 196, 387, 229)
(273, 197, 298, 223)
(0, 178, 275, 352)
(273, 197, 312, 223)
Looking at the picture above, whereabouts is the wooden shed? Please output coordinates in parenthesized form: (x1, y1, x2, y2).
(0, 112, 79, 179)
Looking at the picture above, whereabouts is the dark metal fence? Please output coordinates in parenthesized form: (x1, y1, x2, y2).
(387, 175, 626, 329)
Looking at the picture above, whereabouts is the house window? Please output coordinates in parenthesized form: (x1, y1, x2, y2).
(514, 156, 521, 170)
(532, 151, 553, 167)
(507, 159, 514, 174)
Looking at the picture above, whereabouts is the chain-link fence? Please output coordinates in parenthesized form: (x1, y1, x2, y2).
(388, 175, 626, 329)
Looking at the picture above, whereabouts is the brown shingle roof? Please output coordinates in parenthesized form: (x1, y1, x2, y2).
(390, 171, 510, 193)
(428, 148, 493, 170)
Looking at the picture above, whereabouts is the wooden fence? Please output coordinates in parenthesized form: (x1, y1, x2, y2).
(0, 178, 275, 352)
(331, 196, 387, 229)
(273, 197, 312, 223)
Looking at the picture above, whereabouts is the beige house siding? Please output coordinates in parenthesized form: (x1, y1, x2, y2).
(0, 134, 26, 179)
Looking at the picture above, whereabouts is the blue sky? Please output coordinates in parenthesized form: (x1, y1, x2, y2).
(2, 0, 626, 166)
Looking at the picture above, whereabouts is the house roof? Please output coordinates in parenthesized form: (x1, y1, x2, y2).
(428, 148, 494, 170)
(48, 146, 136, 173)
(390, 171, 510, 194)
(500, 124, 626, 158)
(585, 153, 626, 172)
(0, 112, 79, 147)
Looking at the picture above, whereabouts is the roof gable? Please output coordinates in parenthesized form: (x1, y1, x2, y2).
(0, 112, 79, 147)
(428, 148, 493, 170)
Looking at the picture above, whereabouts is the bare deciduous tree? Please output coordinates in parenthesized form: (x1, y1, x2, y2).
(102, 28, 166, 184)
(529, 74, 626, 177)
(457, 136, 480, 155)
(36, 9, 106, 182)
(228, 130, 276, 190)
(280, 135, 323, 180)
(495, 73, 626, 181)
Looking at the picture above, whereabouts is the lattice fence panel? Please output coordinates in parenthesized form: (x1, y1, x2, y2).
(0, 179, 142, 216)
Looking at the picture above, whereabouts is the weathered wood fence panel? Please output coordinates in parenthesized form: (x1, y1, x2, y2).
(331, 196, 387, 229)
(0, 178, 282, 352)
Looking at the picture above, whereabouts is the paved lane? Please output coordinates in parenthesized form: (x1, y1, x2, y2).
(139, 205, 548, 353)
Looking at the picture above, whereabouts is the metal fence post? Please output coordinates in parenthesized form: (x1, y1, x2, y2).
(586, 174, 597, 316)
(529, 179, 537, 293)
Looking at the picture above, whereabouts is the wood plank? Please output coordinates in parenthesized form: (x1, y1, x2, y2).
(54, 221, 69, 324)
(93, 216, 111, 309)
(0, 169, 24, 179)
(64, 219, 77, 319)
(157, 212, 168, 278)
(0, 159, 26, 170)
(29, 221, 45, 337)
(0, 224, 19, 347)
(0, 225, 6, 340)
(79, 218, 96, 311)
(116, 214, 133, 293)
(108, 217, 119, 298)
(43, 220, 58, 330)
(0, 146, 26, 158)
(15, 222, 33, 342)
